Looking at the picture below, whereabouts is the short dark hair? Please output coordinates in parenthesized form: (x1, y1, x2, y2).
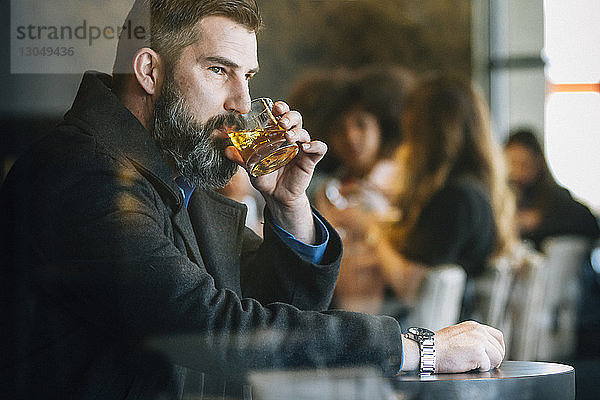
(112, 0, 263, 94)
(149, 0, 263, 65)
(505, 127, 558, 189)
(505, 127, 544, 157)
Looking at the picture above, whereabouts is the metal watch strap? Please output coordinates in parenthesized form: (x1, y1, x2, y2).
(407, 327, 436, 375)
(419, 335, 436, 375)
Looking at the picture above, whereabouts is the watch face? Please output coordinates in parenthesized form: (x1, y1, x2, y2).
(408, 327, 434, 337)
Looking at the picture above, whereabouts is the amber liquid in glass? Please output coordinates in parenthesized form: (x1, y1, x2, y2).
(228, 126, 299, 176)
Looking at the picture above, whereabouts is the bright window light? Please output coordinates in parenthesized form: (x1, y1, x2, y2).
(544, 0, 600, 213)
(545, 93, 600, 212)
(544, 0, 600, 83)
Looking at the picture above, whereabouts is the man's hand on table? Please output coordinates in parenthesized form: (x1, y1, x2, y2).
(401, 321, 506, 374)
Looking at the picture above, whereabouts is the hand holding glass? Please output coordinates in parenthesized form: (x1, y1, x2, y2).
(227, 98, 300, 176)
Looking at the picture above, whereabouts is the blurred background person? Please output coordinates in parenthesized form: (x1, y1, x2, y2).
(321, 65, 414, 184)
(375, 73, 518, 321)
(504, 128, 600, 249)
(287, 67, 352, 195)
(289, 65, 415, 314)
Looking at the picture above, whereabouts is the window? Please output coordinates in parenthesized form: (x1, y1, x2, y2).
(544, 0, 600, 212)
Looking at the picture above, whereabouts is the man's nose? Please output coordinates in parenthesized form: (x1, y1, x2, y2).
(224, 80, 251, 114)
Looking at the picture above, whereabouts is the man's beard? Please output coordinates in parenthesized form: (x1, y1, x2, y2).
(151, 76, 240, 191)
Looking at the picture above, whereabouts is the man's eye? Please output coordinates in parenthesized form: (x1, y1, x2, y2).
(209, 67, 226, 75)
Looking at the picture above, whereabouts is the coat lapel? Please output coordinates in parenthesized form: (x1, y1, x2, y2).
(185, 189, 248, 296)
(172, 207, 204, 267)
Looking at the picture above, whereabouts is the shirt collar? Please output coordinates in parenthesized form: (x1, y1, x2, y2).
(175, 176, 196, 207)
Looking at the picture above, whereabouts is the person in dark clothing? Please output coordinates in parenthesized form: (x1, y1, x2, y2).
(395, 177, 496, 278)
(375, 74, 518, 316)
(504, 128, 600, 249)
(0, 2, 505, 399)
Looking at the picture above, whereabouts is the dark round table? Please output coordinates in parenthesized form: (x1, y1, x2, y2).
(392, 360, 575, 400)
(248, 360, 574, 400)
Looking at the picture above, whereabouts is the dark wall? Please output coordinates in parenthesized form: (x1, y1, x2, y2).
(1, 0, 472, 182)
(252, 0, 472, 100)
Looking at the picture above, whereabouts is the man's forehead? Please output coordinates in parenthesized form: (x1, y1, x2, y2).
(193, 15, 259, 70)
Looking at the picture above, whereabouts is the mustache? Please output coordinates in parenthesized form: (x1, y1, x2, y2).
(204, 112, 245, 149)
(205, 112, 244, 133)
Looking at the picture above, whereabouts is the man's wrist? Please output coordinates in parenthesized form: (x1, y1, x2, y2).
(264, 195, 316, 244)
(269, 211, 329, 264)
(400, 333, 420, 373)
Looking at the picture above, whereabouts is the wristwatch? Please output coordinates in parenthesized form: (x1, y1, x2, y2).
(406, 327, 436, 375)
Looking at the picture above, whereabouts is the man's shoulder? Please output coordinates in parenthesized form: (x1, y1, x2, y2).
(3, 122, 152, 210)
(17, 122, 130, 180)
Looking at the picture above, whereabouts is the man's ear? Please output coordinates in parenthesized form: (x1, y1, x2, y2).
(132, 47, 162, 96)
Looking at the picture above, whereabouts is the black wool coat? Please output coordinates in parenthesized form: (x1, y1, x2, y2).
(0, 72, 403, 399)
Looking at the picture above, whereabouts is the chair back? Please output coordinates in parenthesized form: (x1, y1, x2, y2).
(472, 255, 515, 330)
(505, 247, 547, 360)
(405, 264, 466, 331)
(536, 235, 591, 360)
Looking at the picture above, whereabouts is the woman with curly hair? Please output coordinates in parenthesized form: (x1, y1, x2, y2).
(290, 66, 416, 314)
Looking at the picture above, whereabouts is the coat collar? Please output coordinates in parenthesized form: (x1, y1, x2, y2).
(62, 71, 250, 253)
(63, 71, 183, 209)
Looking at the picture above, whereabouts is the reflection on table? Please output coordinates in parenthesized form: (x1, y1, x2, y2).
(248, 361, 574, 400)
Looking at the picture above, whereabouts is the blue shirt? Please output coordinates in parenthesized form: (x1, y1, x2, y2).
(269, 212, 329, 263)
(175, 176, 329, 264)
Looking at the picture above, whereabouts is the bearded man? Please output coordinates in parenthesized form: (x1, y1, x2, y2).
(1, 1, 505, 399)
